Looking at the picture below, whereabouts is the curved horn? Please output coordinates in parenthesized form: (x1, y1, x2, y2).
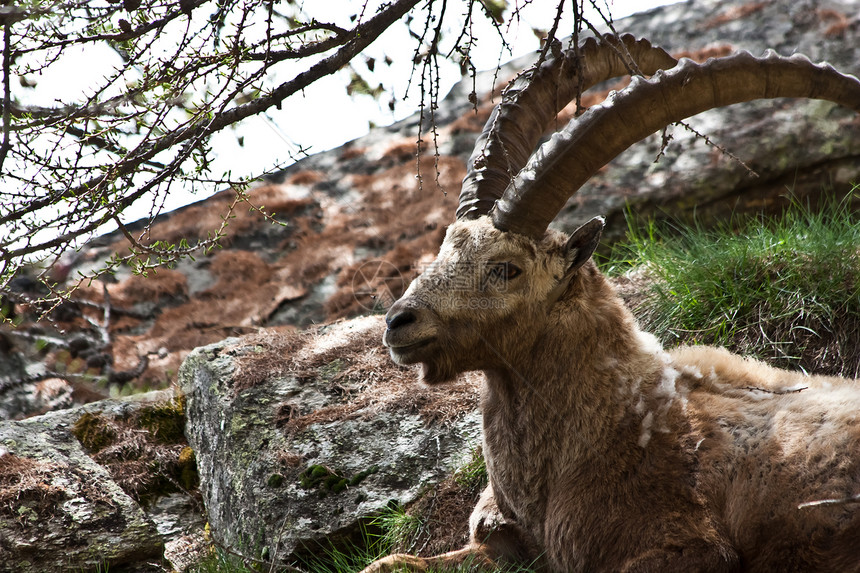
(456, 34, 678, 221)
(491, 50, 860, 238)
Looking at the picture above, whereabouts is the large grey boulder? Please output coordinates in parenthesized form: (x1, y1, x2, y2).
(180, 315, 482, 563)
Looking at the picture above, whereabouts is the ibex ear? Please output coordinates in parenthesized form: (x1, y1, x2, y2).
(564, 217, 604, 273)
(545, 217, 605, 308)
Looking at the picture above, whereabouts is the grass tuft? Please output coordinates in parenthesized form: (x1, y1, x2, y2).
(606, 190, 860, 377)
(452, 447, 488, 492)
(188, 548, 258, 573)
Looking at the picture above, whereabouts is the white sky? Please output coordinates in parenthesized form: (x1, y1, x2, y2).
(220, 0, 680, 182)
(19, 0, 679, 220)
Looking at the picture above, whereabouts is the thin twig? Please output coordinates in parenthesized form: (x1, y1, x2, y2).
(0, 14, 11, 171)
(535, 0, 566, 70)
(798, 492, 860, 509)
(677, 120, 759, 177)
(1, 0, 424, 262)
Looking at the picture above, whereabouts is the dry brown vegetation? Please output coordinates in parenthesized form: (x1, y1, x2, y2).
(403, 459, 488, 557)
(701, 3, 768, 29)
(819, 9, 852, 37)
(674, 45, 735, 62)
(0, 454, 68, 528)
(118, 268, 189, 304)
(70, 396, 199, 505)
(232, 317, 480, 430)
(43, 142, 463, 390)
(448, 103, 494, 135)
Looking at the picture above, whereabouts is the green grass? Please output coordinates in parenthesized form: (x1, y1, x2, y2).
(452, 447, 488, 492)
(290, 451, 532, 573)
(184, 501, 538, 573)
(189, 549, 259, 573)
(294, 535, 380, 573)
(371, 503, 424, 554)
(289, 508, 413, 573)
(605, 190, 860, 377)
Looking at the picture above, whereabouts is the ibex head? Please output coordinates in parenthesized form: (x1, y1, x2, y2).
(383, 34, 860, 384)
(384, 217, 603, 383)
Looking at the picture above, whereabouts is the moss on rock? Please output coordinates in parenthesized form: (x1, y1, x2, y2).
(178, 446, 199, 491)
(135, 395, 186, 444)
(319, 358, 344, 381)
(68, 395, 199, 505)
(71, 412, 117, 453)
(299, 464, 378, 498)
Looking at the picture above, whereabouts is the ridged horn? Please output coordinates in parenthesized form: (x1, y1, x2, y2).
(491, 50, 860, 239)
(456, 34, 678, 221)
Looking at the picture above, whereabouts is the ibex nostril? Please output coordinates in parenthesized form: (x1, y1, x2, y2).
(386, 310, 416, 330)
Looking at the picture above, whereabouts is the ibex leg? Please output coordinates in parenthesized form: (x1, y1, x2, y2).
(360, 484, 543, 572)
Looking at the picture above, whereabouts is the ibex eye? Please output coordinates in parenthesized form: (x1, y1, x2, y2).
(483, 262, 520, 288)
(505, 263, 522, 280)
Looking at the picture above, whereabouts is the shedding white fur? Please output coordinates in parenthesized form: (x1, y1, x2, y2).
(638, 411, 655, 448)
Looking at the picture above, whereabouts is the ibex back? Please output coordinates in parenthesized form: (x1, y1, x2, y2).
(365, 35, 860, 572)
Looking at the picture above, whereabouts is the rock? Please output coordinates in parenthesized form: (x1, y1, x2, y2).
(0, 390, 204, 572)
(0, 377, 75, 422)
(0, 414, 161, 571)
(179, 315, 482, 564)
(164, 531, 209, 572)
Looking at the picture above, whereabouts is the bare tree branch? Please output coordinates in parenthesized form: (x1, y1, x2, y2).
(1, 0, 613, 309)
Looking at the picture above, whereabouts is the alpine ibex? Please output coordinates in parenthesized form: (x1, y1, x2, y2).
(362, 35, 860, 572)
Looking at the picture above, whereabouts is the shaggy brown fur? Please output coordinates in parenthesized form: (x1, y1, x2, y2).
(364, 216, 860, 572)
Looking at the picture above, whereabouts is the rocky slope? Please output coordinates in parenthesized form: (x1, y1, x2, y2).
(3, 0, 858, 410)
